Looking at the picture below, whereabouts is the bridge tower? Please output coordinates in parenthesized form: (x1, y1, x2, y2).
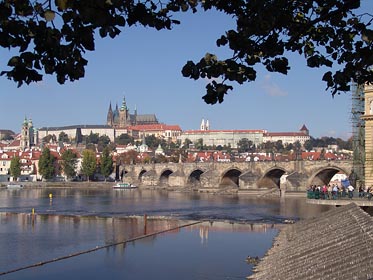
(362, 84, 373, 186)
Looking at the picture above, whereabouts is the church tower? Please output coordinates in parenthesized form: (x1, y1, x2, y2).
(107, 102, 114, 126)
(20, 117, 29, 150)
(20, 117, 37, 150)
(200, 119, 205, 130)
(27, 117, 35, 146)
(299, 124, 309, 135)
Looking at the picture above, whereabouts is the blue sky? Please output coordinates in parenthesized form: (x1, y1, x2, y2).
(1, 1, 372, 139)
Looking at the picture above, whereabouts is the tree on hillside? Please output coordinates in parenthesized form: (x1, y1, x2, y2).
(195, 138, 204, 150)
(58, 131, 70, 143)
(237, 138, 252, 153)
(100, 147, 114, 180)
(38, 147, 56, 180)
(275, 140, 284, 153)
(10, 156, 21, 181)
(144, 135, 162, 150)
(304, 139, 314, 151)
(97, 135, 112, 152)
(294, 141, 302, 151)
(85, 143, 96, 152)
(115, 134, 134, 145)
(43, 134, 56, 144)
(61, 149, 77, 180)
(1, 1, 371, 103)
(182, 138, 192, 149)
(86, 132, 99, 145)
(81, 149, 96, 181)
(117, 150, 139, 165)
(285, 143, 294, 152)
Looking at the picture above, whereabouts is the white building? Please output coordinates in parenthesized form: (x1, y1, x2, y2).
(263, 124, 310, 146)
(179, 129, 265, 148)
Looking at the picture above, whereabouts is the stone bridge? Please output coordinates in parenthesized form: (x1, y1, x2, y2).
(119, 160, 352, 193)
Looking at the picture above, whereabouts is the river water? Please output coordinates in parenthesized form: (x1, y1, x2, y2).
(0, 187, 333, 279)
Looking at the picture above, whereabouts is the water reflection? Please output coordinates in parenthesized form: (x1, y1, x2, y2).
(0, 188, 334, 279)
(0, 213, 279, 280)
(0, 188, 333, 222)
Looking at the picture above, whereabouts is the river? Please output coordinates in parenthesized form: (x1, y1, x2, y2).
(0, 187, 333, 279)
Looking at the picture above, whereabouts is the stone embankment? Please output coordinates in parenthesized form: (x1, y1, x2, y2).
(248, 203, 373, 280)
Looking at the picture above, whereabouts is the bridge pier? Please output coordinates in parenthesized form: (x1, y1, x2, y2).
(238, 171, 260, 190)
(200, 170, 221, 189)
(168, 170, 186, 188)
(140, 170, 159, 186)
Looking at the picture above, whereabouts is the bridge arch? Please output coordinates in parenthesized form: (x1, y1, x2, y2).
(257, 167, 287, 189)
(160, 169, 174, 186)
(220, 168, 242, 188)
(138, 169, 147, 183)
(118, 167, 130, 181)
(308, 166, 350, 187)
(187, 169, 204, 186)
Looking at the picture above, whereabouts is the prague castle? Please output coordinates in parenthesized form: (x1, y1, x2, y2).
(35, 96, 179, 146)
(106, 96, 158, 128)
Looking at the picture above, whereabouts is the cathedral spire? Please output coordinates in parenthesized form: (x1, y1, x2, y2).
(107, 102, 114, 126)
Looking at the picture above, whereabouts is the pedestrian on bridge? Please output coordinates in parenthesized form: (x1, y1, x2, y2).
(332, 184, 338, 200)
(347, 185, 354, 199)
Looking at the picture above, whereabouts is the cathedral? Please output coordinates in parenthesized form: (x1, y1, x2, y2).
(106, 96, 159, 128)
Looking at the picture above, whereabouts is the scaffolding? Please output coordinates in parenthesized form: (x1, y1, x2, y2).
(351, 83, 365, 186)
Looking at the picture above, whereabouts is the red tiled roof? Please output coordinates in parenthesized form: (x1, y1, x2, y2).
(265, 132, 308, 137)
(183, 129, 265, 134)
(128, 124, 182, 131)
(302, 152, 321, 160)
(7, 139, 20, 147)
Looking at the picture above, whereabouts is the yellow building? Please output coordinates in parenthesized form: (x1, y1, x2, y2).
(362, 84, 373, 186)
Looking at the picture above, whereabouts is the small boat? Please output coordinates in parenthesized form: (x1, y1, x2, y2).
(6, 184, 24, 189)
(113, 182, 137, 189)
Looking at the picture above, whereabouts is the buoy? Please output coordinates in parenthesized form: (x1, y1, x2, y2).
(49, 193, 53, 199)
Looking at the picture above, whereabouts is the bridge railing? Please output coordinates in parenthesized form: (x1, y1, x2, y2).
(307, 190, 370, 200)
